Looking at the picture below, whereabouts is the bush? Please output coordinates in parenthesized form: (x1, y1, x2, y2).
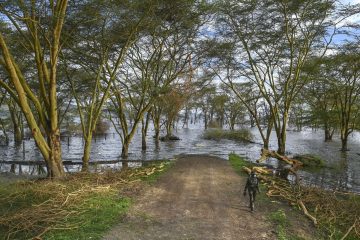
(203, 129, 253, 142)
(293, 154, 325, 167)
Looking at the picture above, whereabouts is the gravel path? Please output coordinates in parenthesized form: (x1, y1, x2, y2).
(103, 155, 276, 240)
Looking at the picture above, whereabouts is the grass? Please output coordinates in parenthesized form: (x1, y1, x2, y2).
(229, 153, 360, 240)
(0, 161, 172, 240)
(268, 210, 288, 240)
(44, 195, 131, 240)
(228, 153, 253, 175)
(229, 153, 317, 240)
(203, 129, 253, 142)
(140, 161, 173, 183)
(267, 209, 306, 240)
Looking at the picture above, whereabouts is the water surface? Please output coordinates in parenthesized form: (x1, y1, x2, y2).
(0, 122, 359, 193)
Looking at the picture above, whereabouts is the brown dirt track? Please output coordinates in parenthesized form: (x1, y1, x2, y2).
(103, 155, 277, 240)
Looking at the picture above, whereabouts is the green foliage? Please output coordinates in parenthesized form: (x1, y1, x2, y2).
(293, 154, 325, 168)
(268, 210, 288, 240)
(203, 129, 253, 142)
(269, 209, 287, 226)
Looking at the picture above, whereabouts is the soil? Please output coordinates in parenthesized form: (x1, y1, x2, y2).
(103, 155, 284, 240)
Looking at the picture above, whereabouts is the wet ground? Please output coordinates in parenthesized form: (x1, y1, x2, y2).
(1, 121, 360, 192)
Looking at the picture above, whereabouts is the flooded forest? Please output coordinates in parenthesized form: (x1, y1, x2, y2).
(0, 0, 360, 239)
(1, 0, 359, 190)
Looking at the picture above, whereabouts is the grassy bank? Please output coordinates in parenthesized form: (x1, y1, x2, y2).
(0, 161, 172, 240)
(229, 153, 360, 240)
(203, 129, 253, 142)
(229, 153, 318, 239)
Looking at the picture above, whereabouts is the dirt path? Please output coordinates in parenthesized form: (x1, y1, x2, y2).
(103, 155, 276, 240)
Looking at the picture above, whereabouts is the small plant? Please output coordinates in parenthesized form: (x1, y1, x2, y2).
(269, 210, 289, 240)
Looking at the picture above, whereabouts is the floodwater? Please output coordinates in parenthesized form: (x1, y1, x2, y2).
(0, 121, 360, 193)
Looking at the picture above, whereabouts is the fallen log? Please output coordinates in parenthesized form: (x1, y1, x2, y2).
(256, 149, 303, 183)
(257, 149, 303, 168)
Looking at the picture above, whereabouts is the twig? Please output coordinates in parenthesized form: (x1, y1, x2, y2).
(340, 221, 356, 240)
(298, 200, 317, 226)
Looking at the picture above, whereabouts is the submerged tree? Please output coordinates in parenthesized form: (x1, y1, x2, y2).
(109, 0, 205, 156)
(303, 58, 339, 141)
(0, 0, 69, 177)
(331, 48, 360, 151)
(217, 0, 339, 154)
(63, 0, 149, 171)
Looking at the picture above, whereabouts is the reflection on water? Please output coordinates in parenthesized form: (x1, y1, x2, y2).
(0, 123, 360, 193)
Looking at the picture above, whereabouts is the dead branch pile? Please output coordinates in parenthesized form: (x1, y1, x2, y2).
(245, 166, 360, 239)
(0, 162, 168, 240)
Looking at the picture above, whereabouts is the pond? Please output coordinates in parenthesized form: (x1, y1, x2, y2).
(0, 121, 359, 193)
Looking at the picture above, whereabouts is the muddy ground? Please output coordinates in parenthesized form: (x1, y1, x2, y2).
(103, 155, 315, 240)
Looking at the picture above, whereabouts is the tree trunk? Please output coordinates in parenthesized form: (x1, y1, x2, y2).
(249, 114, 255, 128)
(81, 134, 92, 172)
(141, 123, 147, 151)
(276, 111, 288, 155)
(154, 128, 160, 142)
(341, 135, 348, 152)
(166, 120, 173, 138)
(152, 109, 161, 143)
(141, 114, 150, 151)
(324, 128, 333, 142)
(219, 114, 224, 128)
(47, 129, 65, 178)
(13, 123, 22, 144)
(210, 109, 214, 122)
(153, 117, 160, 144)
(183, 107, 189, 128)
(121, 138, 130, 169)
(121, 138, 130, 158)
(9, 106, 22, 144)
(277, 129, 286, 155)
(264, 118, 273, 150)
(230, 115, 236, 130)
(204, 111, 208, 130)
(263, 139, 269, 150)
(0, 118, 9, 145)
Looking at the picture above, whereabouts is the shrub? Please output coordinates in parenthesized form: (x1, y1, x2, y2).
(203, 129, 253, 142)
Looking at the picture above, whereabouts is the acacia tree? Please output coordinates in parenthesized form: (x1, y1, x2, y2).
(330, 48, 360, 151)
(220, 84, 246, 130)
(0, 0, 68, 177)
(210, 53, 273, 148)
(217, 0, 338, 154)
(109, 28, 194, 157)
(161, 82, 192, 138)
(108, 0, 205, 156)
(62, 0, 148, 171)
(303, 59, 339, 141)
